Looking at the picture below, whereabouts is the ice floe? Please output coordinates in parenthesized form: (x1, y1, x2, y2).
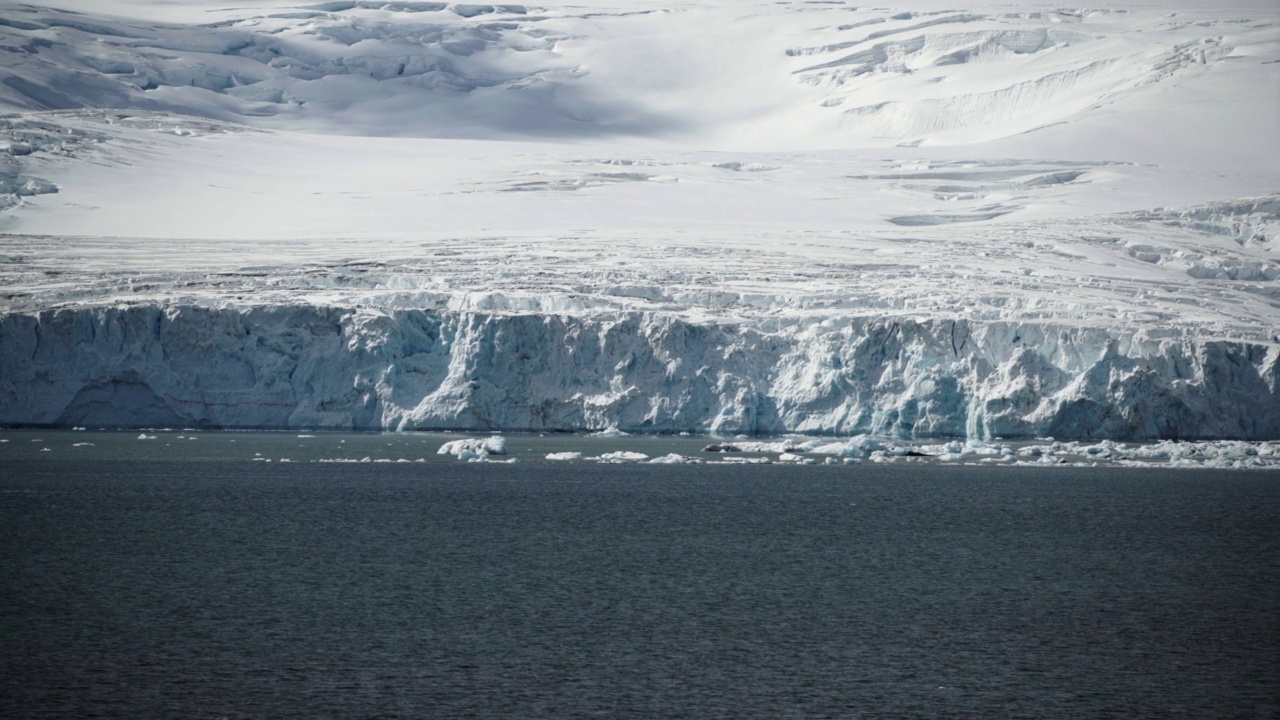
(647, 453, 701, 465)
(595, 451, 650, 463)
(512, 437, 1280, 471)
(437, 435, 508, 460)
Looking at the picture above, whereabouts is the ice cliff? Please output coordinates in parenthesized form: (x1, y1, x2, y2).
(2, 304, 1276, 440)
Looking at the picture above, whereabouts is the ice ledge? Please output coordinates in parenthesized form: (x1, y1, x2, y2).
(1, 304, 1277, 440)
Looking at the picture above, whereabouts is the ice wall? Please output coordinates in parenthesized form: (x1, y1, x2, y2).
(2, 304, 1277, 439)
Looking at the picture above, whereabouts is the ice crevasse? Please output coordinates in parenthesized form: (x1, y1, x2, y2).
(1, 304, 1277, 440)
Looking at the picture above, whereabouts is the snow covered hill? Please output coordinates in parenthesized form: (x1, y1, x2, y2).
(1, 0, 1277, 438)
(2, 0, 1277, 150)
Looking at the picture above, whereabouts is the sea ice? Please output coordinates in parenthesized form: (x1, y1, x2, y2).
(648, 453, 700, 464)
(438, 435, 508, 459)
(596, 451, 650, 463)
(590, 427, 631, 437)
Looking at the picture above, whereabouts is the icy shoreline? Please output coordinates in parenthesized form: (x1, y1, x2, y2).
(2, 303, 1276, 441)
(4, 428, 1278, 471)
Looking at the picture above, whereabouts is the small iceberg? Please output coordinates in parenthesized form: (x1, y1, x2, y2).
(590, 426, 630, 437)
(438, 435, 508, 461)
(597, 451, 649, 463)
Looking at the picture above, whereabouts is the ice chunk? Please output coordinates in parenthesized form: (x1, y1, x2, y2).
(438, 435, 507, 459)
(811, 435, 885, 458)
(590, 427, 630, 437)
(648, 453, 699, 464)
(597, 451, 649, 462)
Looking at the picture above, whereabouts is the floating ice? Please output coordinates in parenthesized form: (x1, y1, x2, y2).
(648, 453, 700, 464)
(712, 456, 774, 464)
(590, 427, 631, 437)
(438, 435, 508, 460)
(438, 435, 507, 455)
(810, 435, 886, 458)
(596, 451, 649, 463)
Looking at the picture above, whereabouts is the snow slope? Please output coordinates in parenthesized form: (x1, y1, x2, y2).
(0, 0, 1277, 438)
(2, 0, 1276, 150)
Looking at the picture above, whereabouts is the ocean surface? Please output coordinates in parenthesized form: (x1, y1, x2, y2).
(2, 431, 1278, 718)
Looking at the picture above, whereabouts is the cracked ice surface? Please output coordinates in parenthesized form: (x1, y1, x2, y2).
(4, 199, 1277, 341)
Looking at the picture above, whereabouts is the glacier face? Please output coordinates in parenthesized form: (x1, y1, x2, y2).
(3, 304, 1276, 440)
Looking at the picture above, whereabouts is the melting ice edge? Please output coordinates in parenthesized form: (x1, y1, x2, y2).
(4, 304, 1277, 444)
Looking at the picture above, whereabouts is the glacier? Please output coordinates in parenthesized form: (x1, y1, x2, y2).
(0, 0, 1277, 440)
(3, 304, 1276, 440)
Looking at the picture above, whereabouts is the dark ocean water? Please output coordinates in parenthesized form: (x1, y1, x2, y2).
(2, 434, 1278, 718)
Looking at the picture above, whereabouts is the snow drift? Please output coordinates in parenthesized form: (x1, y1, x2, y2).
(3, 304, 1276, 440)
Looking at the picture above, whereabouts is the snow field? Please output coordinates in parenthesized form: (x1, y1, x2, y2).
(2, 1, 1275, 150)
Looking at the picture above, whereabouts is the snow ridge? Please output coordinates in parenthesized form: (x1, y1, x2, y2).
(3, 305, 1276, 440)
